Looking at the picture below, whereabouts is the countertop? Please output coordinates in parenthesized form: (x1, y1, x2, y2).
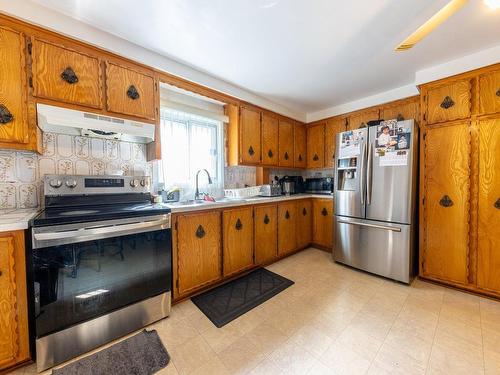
(165, 193, 333, 213)
(0, 208, 41, 232)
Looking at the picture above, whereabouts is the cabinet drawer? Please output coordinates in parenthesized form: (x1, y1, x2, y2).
(426, 80, 471, 124)
(32, 39, 101, 108)
(105, 62, 156, 120)
(479, 70, 500, 115)
(0, 27, 29, 145)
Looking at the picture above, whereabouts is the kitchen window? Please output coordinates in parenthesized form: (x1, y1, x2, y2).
(158, 108, 224, 195)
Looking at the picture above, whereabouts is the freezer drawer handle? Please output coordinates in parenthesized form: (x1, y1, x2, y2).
(494, 198, 500, 209)
(439, 195, 453, 207)
(337, 219, 402, 232)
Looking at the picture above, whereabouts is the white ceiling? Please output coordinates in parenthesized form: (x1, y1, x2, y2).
(28, 0, 500, 114)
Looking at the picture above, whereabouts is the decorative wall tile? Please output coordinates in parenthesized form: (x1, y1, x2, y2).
(0, 152, 16, 182)
(75, 160, 91, 175)
(39, 158, 56, 176)
(120, 142, 131, 161)
(0, 184, 16, 209)
(16, 153, 37, 182)
(91, 160, 106, 175)
(19, 184, 38, 208)
(57, 159, 74, 175)
(91, 138, 105, 159)
(57, 134, 73, 157)
(75, 136, 90, 158)
(105, 140, 119, 159)
(42, 133, 56, 156)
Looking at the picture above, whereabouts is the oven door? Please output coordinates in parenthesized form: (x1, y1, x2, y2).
(31, 214, 171, 338)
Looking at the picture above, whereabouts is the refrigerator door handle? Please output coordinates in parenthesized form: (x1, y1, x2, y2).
(359, 142, 366, 205)
(366, 141, 373, 205)
(336, 219, 402, 232)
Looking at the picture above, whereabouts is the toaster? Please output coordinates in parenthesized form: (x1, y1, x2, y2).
(259, 184, 282, 197)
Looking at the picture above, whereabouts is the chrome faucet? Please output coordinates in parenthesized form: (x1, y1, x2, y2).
(195, 169, 213, 201)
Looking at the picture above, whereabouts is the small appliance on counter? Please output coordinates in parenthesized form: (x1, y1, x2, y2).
(259, 184, 282, 197)
(278, 175, 305, 195)
(305, 177, 333, 195)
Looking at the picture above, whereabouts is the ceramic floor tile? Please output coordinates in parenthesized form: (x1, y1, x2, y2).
(168, 335, 216, 375)
(156, 317, 200, 348)
(243, 322, 288, 355)
(188, 357, 230, 375)
(200, 323, 245, 354)
(286, 325, 334, 358)
(319, 341, 373, 375)
(384, 325, 434, 366)
(217, 335, 266, 375)
(367, 342, 426, 375)
(267, 340, 317, 375)
(335, 325, 383, 362)
(484, 349, 500, 375)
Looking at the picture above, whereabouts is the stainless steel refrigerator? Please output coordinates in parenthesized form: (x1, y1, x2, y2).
(333, 119, 418, 283)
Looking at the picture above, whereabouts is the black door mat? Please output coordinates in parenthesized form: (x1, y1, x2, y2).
(191, 268, 294, 328)
(52, 329, 170, 375)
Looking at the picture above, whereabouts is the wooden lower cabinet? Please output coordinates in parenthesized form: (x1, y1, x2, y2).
(0, 231, 29, 371)
(296, 199, 312, 248)
(223, 207, 254, 277)
(312, 199, 334, 248)
(174, 211, 222, 298)
(254, 205, 278, 264)
(278, 201, 297, 256)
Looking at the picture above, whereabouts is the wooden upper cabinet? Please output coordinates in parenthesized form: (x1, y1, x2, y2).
(296, 199, 312, 248)
(32, 38, 101, 108)
(307, 123, 325, 168)
(105, 62, 156, 120)
(477, 118, 500, 292)
(261, 112, 279, 166)
(223, 207, 254, 277)
(254, 205, 278, 264)
(278, 201, 297, 256)
(381, 98, 419, 122)
(479, 70, 500, 115)
(239, 106, 262, 164)
(294, 122, 307, 168)
(0, 231, 29, 370)
(175, 212, 221, 297)
(278, 119, 294, 167)
(422, 122, 470, 284)
(324, 117, 346, 168)
(425, 80, 471, 124)
(312, 198, 333, 248)
(348, 109, 379, 130)
(0, 26, 29, 146)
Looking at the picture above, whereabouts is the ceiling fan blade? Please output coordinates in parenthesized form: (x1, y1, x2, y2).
(395, 0, 468, 51)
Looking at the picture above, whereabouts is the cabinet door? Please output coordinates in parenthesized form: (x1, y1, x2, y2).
(296, 199, 312, 248)
(32, 38, 101, 108)
(313, 199, 333, 248)
(278, 119, 294, 167)
(105, 62, 156, 120)
(477, 118, 500, 292)
(0, 27, 29, 145)
(261, 112, 278, 166)
(294, 123, 307, 168)
(348, 109, 379, 130)
(381, 100, 419, 122)
(176, 212, 221, 296)
(307, 124, 324, 168)
(278, 202, 297, 255)
(479, 70, 500, 115)
(240, 107, 262, 164)
(422, 123, 470, 284)
(254, 205, 278, 264)
(223, 207, 254, 276)
(426, 80, 471, 124)
(324, 117, 346, 168)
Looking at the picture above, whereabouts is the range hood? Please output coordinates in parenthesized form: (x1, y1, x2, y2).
(37, 104, 155, 144)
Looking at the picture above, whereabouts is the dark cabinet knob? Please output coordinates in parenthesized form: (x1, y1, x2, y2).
(235, 218, 243, 230)
(264, 214, 270, 224)
(0, 104, 14, 124)
(440, 96, 455, 109)
(127, 85, 140, 100)
(496, 88, 500, 97)
(396, 113, 405, 121)
(494, 198, 500, 209)
(298, 154, 303, 162)
(321, 207, 328, 216)
(0, 270, 2, 277)
(285, 210, 290, 219)
(267, 149, 273, 158)
(195, 225, 206, 238)
(284, 152, 289, 160)
(248, 146, 255, 156)
(302, 207, 307, 216)
(439, 195, 453, 207)
(313, 154, 319, 161)
(61, 66, 79, 84)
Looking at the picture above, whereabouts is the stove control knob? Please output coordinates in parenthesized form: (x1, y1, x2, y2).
(49, 179, 62, 188)
(140, 179, 149, 187)
(65, 179, 78, 188)
(130, 179, 139, 188)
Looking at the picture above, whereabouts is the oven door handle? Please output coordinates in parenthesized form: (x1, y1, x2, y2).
(33, 218, 169, 247)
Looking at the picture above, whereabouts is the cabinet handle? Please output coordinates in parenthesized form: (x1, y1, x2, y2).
(396, 113, 405, 121)
(248, 146, 255, 156)
(313, 154, 319, 161)
(127, 85, 140, 100)
(439, 195, 453, 207)
(264, 214, 270, 224)
(298, 154, 303, 162)
(0, 104, 14, 124)
(267, 149, 273, 158)
(195, 225, 206, 238)
(284, 152, 289, 160)
(496, 88, 500, 97)
(321, 207, 328, 216)
(302, 207, 307, 216)
(0, 270, 2, 276)
(440, 96, 455, 109)
(61, 66, 79, 84)
(494, 198, 500, 209)
(285, 210, 290, 219)
(235, 218, 243, 230)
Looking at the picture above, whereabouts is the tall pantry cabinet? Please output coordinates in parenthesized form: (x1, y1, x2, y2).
(419, 64, 500, 298)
